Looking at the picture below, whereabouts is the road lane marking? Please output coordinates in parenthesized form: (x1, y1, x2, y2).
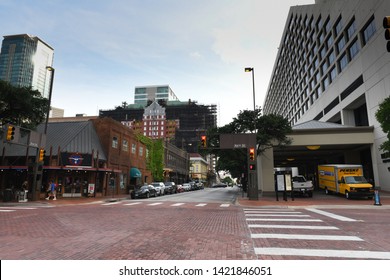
(124, 202, 142, 206)
(246, 214, 311, 217)
(251, 233, 363, 241)
(0, 209, 15, 212)
(254, 247, 390, 259)
(171, 203, 185, 207)
(306, 208, 358, 222)
(246, 218, 323, 222)
(0, 207, 37, 210)
(147, 202, 163, 206)
(196, 203, 207, 207)
(220, 204, 230, 207)
(245, 211, 303, 214)
(248, 224, 339, 230)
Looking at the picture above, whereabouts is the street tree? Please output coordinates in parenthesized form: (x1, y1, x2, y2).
(375, 96, 390, 153)
(0, 80, 48, 129)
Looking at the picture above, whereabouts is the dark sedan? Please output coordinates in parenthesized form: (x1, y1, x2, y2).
(131, 185, 157, 199)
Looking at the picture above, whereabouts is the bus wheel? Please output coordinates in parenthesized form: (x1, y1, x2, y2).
(345, 191, 350, 199)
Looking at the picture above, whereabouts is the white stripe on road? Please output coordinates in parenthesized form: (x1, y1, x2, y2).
(220, 204, 230, 207)
(196, 203, 207, 207)
(306, 208, 357, 222)
(124, 202, 142, 206)
(246, 214, 311, 217)
(171, 203, 185, 207)
(244, 208, 295, 211)
(0, 209, 15, 212)
(255, 247, 390, 259)
(147, 202, 163, 206)
(246, 218, 323, 222)
(251, 233, 363, 241)
(248, 224, 339, 230)
(0, 207, 37, 210)
(245, 211, 303, 214)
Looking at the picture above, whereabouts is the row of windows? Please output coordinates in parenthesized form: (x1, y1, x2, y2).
(264, 11, 377, 125)
(112, 137, 144, 156)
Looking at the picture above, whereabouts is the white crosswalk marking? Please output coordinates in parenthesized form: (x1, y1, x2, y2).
(220, 204, 230, 207)
(171, 203, 185, 207)
(147, 202, 163, 206)
(0, 209, 15, 212)
(245, 207, 383, 259)
(124, 202, 142, 206)
(195, 203, 207, 207)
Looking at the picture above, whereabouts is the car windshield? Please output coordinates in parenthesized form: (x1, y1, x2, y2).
(140, 186, 149, 190)
(345, 176, 368, 184)
(293, 176, 305, 182)
(151, 183, 160, 187)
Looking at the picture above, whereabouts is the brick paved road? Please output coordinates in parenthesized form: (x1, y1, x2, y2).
(1, 189, 390, 260)
(0, 201, 256, 260)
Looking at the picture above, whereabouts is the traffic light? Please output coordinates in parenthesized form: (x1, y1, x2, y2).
(38, 148, 46, 162)
(249, 147, 255, 161)
(201, 135, 207, 148)
(249, 164, 256, 171)
(384, 16, 390, 52)
(6, 124, 15, 141)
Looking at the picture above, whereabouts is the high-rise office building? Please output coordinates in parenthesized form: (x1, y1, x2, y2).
(0, 34, 54, 98)
(262, 0, 390, 189)
(134, 85, 179, 106)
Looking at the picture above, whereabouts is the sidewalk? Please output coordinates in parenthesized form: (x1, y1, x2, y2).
(237, 190, 390, 208)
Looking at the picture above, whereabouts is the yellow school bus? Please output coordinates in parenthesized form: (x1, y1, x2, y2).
(318, 164, 374, 199)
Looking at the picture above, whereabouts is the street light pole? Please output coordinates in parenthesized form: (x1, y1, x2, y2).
(245, 67, 255, 111)
(44, 66, 55, 134)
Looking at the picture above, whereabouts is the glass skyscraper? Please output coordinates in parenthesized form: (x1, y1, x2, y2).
(0, 34, 54, 98)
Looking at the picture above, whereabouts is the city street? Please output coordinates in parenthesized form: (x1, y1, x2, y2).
(1, 187, 390, 260)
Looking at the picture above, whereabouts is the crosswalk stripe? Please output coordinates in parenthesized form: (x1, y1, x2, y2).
(248, 224, 339, 230)
(0, 209, 15, 212)
(124, 202, 142, 206)
(147, 202, 163, 206)
(196, 203, 207, 207)
(246, 218, 323, 222)
(251, 233, 363, 241)
(101, 201, 122, 206)
(171, 203, 185, 207)
(306, 208, 358, 222)
(220, 204, 230, 207)
(245, 211, 303, 214)
(245, 214, 310, 217)
(254, 247, 390, 259)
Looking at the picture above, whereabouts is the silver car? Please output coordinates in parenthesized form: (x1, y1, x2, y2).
(151, 182, 165, 196)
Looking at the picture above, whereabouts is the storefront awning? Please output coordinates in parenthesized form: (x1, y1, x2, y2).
(130, 167, 142, 178)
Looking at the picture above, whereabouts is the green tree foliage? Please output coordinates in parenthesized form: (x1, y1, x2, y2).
(375, 96, 390, 153)
(206, 109, 291, 178)
(0, 80, 48, 129)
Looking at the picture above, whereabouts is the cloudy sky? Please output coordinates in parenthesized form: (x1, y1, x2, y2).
(0, 0, 314, 126)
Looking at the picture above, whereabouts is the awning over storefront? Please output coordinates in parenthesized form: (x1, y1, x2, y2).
(130, 167, 142, 178)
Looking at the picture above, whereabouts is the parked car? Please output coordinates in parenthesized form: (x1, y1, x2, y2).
(182, 183, 191, 191)
(176, 184, 185, 193)
(292, 175, 314, 197)
(131, 185, 157, 199)
(164, 182, 177, 194)
(151, 182, 165, 196)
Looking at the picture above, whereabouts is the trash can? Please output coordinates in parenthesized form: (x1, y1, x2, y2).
(3, 188, 13, 202)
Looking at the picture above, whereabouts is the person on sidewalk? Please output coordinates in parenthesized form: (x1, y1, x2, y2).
(45, 181, 57, 200)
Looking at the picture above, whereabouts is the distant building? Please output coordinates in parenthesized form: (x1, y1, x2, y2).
(122, 100, 179, 140)
(134, 85, 179, 106)
(0, 34, 54, 98)
(189, 153, 208, 182)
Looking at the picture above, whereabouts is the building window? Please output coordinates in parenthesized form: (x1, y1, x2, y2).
(347, 18, 356, 40)
(362, 16, 376, 45)
(122, 140, 128, 152)
(334, 16, 343, 37)
(132, 143, 136, 154)
(337, 36, 346, 53)
(330, 66, 337, 81)
(338, 53, 349, 72)
(139, 146, 143, 157)
(349, 39, 360, 60)
(112, 137, 118, 149)
(328, 49, 336, 65)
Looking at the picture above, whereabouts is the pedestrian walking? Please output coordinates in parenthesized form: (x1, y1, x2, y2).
(45, 181, 57, 200)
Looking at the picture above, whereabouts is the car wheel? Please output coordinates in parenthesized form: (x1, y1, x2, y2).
(146, 192, 150, 199)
